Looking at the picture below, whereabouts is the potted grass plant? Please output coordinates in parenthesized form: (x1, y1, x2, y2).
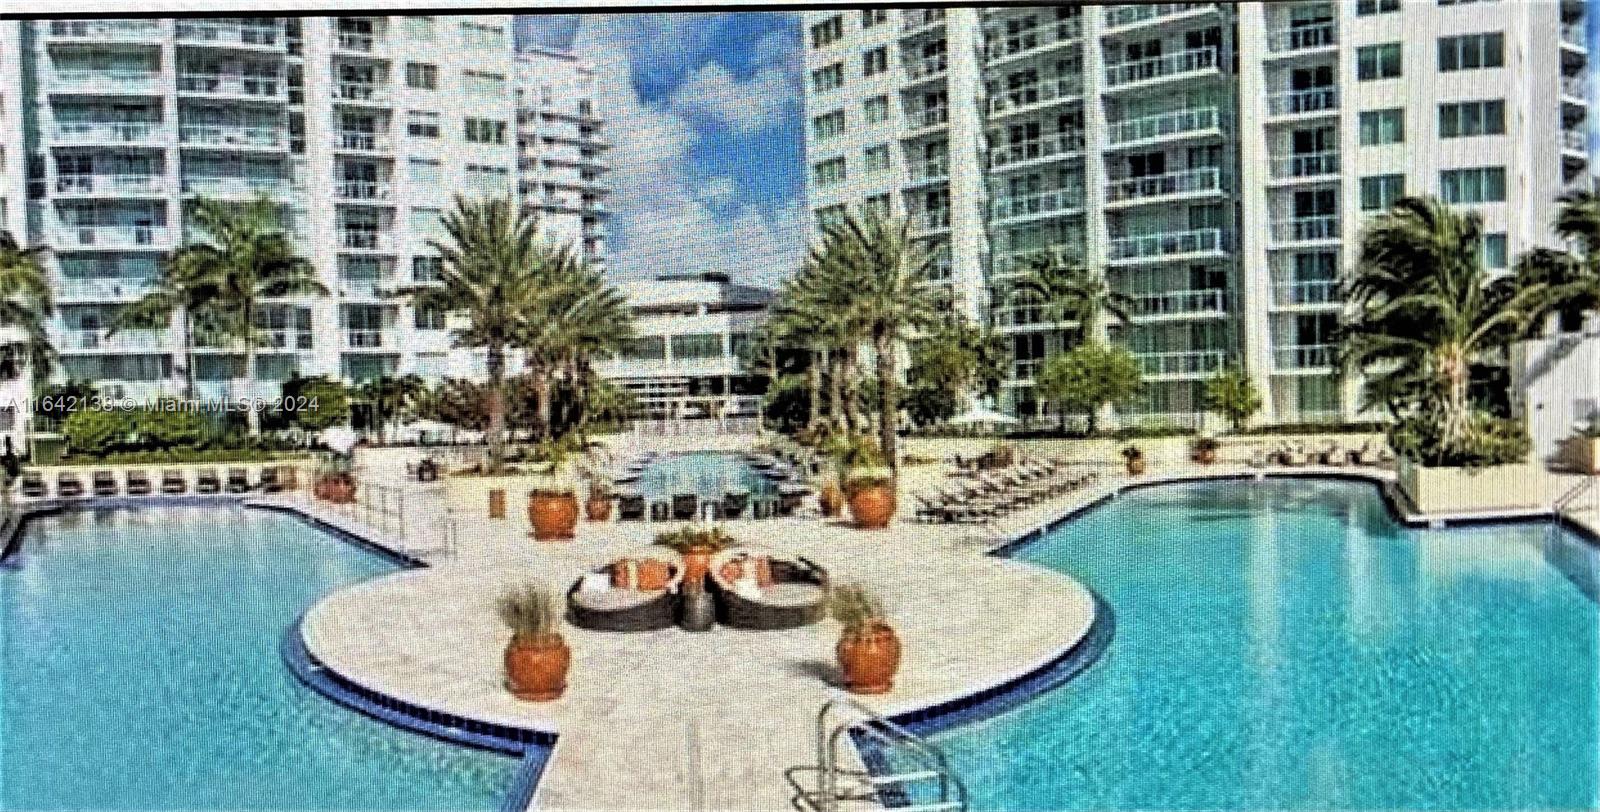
(830, 583, 900, 695)
(1121, 445, 1146, 476)
(584, 477, 613, 522)
(831, 434, 896, 529)
(655, 524, 736, 587)
(497, 584, 569, 702)
(1192, 436, 1220, 465)
(528, 439, 579, 541)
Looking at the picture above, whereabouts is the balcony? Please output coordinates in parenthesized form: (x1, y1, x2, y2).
(180, 124, 284, 149)
(67, 328, 168, 351)
(1563, 74, 1588, 103)
(50, 69, 160, 95)
(1562, 128, 1588, 155)
(181, 176, 290, 197)
(906, 106, 949, 131)
(332, 30, 383, 55)
(984, 18, 1083, 65)
(908, 158, 950, 185)
(1274, 344, 1335, 371)
(1105, 106, 1220, 148)
(1103, 47, 1218, 90)
(987, 75, 1083, 117)
(901, 9, 945, 33)
(990, 188, 1085, 222)
(339, 277, 395, 298)
(1105, 167, 1223, 206)
(51, 224, 171, 249)
(1103, 3, 1215, 32)
(52, 121, 163, 145)
(910, 209, 952, 234)
(1129, 288, 1229, 320)
(1266, 22, 1336, 55)
(344, 329, 390, 349)
(1267, 86, 1338, 118)
(334, 180, 393, 202)
(57, 278, 156, 302)
(904, 53, 949, 81)
(333, 131, 392, 153)
(338, 231, 395, 252)
(1269, 151, 1340, 181)
(177, 74, 282, 100)
(332, 83, 391, 105)
(1269, 215, 1340, 245)
(991, 303, 1062, 329)
(1272, 279, 1339, 307)
(989, 132, 1085, 170)
(1135, 349, 1228, 379)
(1106, 227, 1226, 263)
(46, 20, 164, 42)
(175, 21, 281, 48)
(1010, 359, 1043, 383)
(54, 174, 166, 196)
(1562, 22, 1586, 51)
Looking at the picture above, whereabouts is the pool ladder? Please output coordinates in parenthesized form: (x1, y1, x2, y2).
(1549, 474, 1598, 542)
(787, 695, 968, 812)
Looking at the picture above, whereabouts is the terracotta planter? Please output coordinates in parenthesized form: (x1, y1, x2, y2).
(503, 634, 570, 701)
(1195, 447, 1217, 465)
(488, 488, 507, 519)
(681, 544, 714, 585)
(836, 622, 901, 695)
(818, 483, 844, 517)
(528, 492, 579, 540)
(847, 483, 896, 529)
(585, 495, 613, 522)
(1125, 456, 1146, 476)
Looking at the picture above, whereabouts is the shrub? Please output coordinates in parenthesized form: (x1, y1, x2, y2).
(654, 525, 736, 553)
(133, 407, 206, 450)
(828, 583, 887, 632)
(62, 408, 129, 457)
(1388, 410, 1530, 468)
(1203, 366, 1262, 431)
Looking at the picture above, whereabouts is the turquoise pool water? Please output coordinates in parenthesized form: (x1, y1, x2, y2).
(0, 504, 521, 810)
(634, 452, 776, 502)
(908, 479, 1599, 810)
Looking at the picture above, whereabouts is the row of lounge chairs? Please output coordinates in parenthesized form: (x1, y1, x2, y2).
(611, 490, 805, 522)
(1250, 440, 1394, 468)
(913, 458, 1099, 524)
(16, 466, 291, 500)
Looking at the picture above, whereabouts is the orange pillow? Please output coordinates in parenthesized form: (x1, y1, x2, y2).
(636, 559, 672, 591)
(752, 556, 775, 588)
(610, 559, 635, 589)
(718, 560, 744, 584)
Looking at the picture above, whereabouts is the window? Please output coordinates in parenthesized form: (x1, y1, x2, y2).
(407, 158, 441, 185)
(622, 336, 666, 361)
(465, 163, 509, 194)
(1438, 100, 1506, 137)
(412, 255, 443, 282)
(406, 110, 438, 139)
(1358, 109, 1404, 145)
(810, 16, 843, 48)
(414, 305, 447, 330)
(410, 207, 445, 237)
(1357, 44, 1402, 80)
(1356, 0, 1400, 14)
(1359, 174, 1405, 211)
(815, 203, 846, 229)
(1440, 167, 1507, 203)
(813, 157, 847, 186)
(864, 144, 890, 172)
(865, 193, 891, 218)
(458, 21, 504, 49)
(864, 95, 889, 124)
(862, 9, 887, 28)
(671, 333, 724, 360)
(403, 17, 435, 40)
(1482, 233, 1508, 268)
(863, 46, 888, 77)
(811, 63, 844, 92)
(1438, 33, 1504, 72)
(463, 70, 505, 98)
(812, 110, 845, 140)
(405, 62, 437, 90)
(464, 117, 507, 145)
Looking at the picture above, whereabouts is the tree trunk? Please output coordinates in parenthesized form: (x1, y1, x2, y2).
(1440, 343, 1471, 450)
(181, 310, 196, 401)
(829, 350, 847, 432)
(806, 349, 822, 431)
(875, 330, 898, 472)
(534, 371, 554, 441)
(242, 305, 260, 437)
(485, 345, 506, 473)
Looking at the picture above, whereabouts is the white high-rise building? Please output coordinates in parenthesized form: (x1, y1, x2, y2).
(802, 2, 1590, 428)
(516, 48, 611, 265)
(0, 15, 609, 404)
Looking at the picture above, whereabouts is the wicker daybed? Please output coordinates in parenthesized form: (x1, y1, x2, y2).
(566, 551, 684, 632)
(707, 548, 828, 630)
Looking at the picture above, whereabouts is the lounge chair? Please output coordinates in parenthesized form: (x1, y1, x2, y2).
(278, 464, 299, 491)
(671, 493, 698, 521)
(751, 497, 774, 519)
(617, 493, 646, 521)
(125, 470, 152, 496)
(56, 473, 84, 498)
(1281, 444, 1310, 467)
(225, 468, 250, 493)
(708, 549, 828, 630)
(722, 491, 749, 520)
(1248, 446, 1270, 467)
(566, 553, 682, 632)
(160, 470, 187, 494)
(650, 501, 671, 522)
(19, 470, 46, 499)
(1319, 442, 1346, 466)
(258, 467, 282, 493)
(195, 468, 221, 494)
(91, 470, 117, 497)
(777, 490, 804, 517)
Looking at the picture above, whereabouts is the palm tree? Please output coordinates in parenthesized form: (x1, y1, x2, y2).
(769, 265, 856, 433)
(0, 232, 56, 384)
(1008, 251, 1132, 343)
(174, 196, 325, 435)
(403, 195, 543, 473)
(357, 374, 426, 443)
(1520, 190, 1600, 331)
(517, 243, 632, 440)
(114, 245, 224, 400)
(1341, 196, 1556, 451)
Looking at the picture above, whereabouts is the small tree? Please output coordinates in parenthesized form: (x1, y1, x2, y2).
(1203, 366, 1263, 432)
(275, 375, 351, 433)
(1036, 344, 1142, 436)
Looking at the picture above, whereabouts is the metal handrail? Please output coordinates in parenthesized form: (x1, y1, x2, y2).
(1554, 475, 1597, 514)
(805, 695, 968, 812)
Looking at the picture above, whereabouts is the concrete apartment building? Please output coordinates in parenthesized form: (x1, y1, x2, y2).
(802, 2, 1590, 428)
(0, 15, 610, 410)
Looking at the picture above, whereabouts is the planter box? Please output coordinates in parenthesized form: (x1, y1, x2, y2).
(443, 472, 546, 532)
(1396, 458, 1544, 514)
(1571, 437, 1600, 475)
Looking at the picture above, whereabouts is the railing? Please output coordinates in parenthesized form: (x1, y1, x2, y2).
(335, 181, 392, 201)
(1105, 106, 1218, 146)
(630, 417, 763, 438)
(181, 176, 288, 196)
(333, 30, 379, 52)
(909, 159, 949, 183)
(47, 20, 164, 40)
(51, 225, 170, 248)
(1552, 476, 1598, 537)
(991, 304, 1052, 328)
(51, 69, 159, 93)
(180, 124, 283, 148)
(1562, 22, 1586, 49)
(334, 131, 391, 152)
(1562, 129, 1587, 152)
(1103, 47, 1217, 88)
(340, 277, 393, 297)
(911, 209, 952, 232)
(990, 188, 1085, 221)
(908, 106, 949, 129)
(1562, 74, 1587, 99)
(904, 53, 949, 80)
(338, 231, 394, 251)
(985, 18, 1082, 63)
(987, 75, 1083, 115)
(177, 74, 281, 98)
(1270, 151, 1340, 179)
(54, 122, 161, 143)
(1268, 86, 1338, 117)
(299, 482, 457, 563)
(176, 20, 281, 46)
(1011, 359, 1043, 382)
(1273, 279, 1339, 306)
(57, 278, 155, 300)
(67, 328, 168, 350)
(1136, 349, 1228, 377)
(901, 8, 945, 32)
(344, 329, 387, 348)
(55, 175, 165, 195)
(989, 132, 1085, 168)
(1104, 3, 1212, 30)
(1266, 22, 1336, 53)
(1107, 227, 1225, 261)
(334, 83, 389, 104)
(1130, 288, 1228, 319)
(1105, 167, 1222, 203)
(1270, 215, 1340, 244)
(1274, 344, 1335, 370)
(789, 696, 968, 812)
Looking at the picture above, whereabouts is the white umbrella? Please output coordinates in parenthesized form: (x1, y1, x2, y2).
(322, 426, 359, 455)
(402, 419, 455, 434)
(948, 407, 1018, 426)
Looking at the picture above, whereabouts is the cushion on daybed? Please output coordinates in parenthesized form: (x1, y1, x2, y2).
(609, 558, 673, 591)
(570, 588, 659, 612)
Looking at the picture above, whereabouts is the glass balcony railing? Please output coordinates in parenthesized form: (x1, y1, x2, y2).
(1274, 344, 1335, 370)
(1563, 75, 1588, 100)
(1268, 86, 1338, 117)
(333, 132, 390, 152)
(335, 180, 392, 201)
(990, 188, 1085, 221)
(1011, 359, 1043, 382)
(1270, 151, 1340, 180)
(989, 132, 1086, 168)
(1134, 349, 1228, 378)
(910, 209, 952, 232)
(901, 9, 945, 32)
(52, 225, 171, 249)
(907, 106, 949, 129)
(51, 69, 160, 93)
(991, 304, 1058, 328)
(176, 21, 280, 47)
(67, 329, 168, 351)
(47, 20, 163, 40)
(1562, 129, 1588, 153)
(181, 176, 289, 196)
(53, 122, 161, 144)
(344, 329, 388, 348)
(339, 277, 394, 298)
(1105, 106, 1219, 146)
(333, 83, 390, 104)
(55, 175, 166, 195)
(1103, 47, 1217, 88)
(1105, 167, 1222, 204)
(1129, 288, 1229, 319)
(333, 31, 379, 53)
(987, 75, 1083, 116)
(909, 159, 950, 183)
(904, 53, 949, 80)
(1107, 227, 1225, 261)
(338, 231, 394, 251)
(984, 18, 1083, 63)
(57, 278, 157, 301)
(1270, 215, 1340, 244)
(177, 74, 282, 98)
(180, 124, 283, 148)
(1562, 22, 1586, 49)
(1272, 279, 1339, 307)
(1103, 3, 1212, 31)
(1266, 22, 1336, 53)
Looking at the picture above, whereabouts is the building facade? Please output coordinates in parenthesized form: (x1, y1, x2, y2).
(0, 15, 609, 406)
(802, 2, 1590, 428)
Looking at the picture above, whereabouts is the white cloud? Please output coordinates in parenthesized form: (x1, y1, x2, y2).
(669, 63, 795, 134)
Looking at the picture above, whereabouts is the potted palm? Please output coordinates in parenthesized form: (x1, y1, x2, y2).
(584, 478, 613, 522)
(830, 584, 900, 695)
(497, 584, 569, 701)
(528, 439, 579, 541)
(313, 457, 356, 504)
(1192, 436, 1220, 465)
(1121, 445, 1146, 476)
(655, 524, 735, 586)
(831, 434, 896, 529)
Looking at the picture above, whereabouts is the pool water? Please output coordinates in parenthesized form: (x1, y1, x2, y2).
(905, 479, 1600, 811)
(0, 504, 521, 810)
(634, 452, 776, 503)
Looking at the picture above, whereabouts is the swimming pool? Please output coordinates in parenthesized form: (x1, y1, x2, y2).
(899, 478, 1599, 810)
(0, 503, 523, 810)
(629, 452, 778, 503)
